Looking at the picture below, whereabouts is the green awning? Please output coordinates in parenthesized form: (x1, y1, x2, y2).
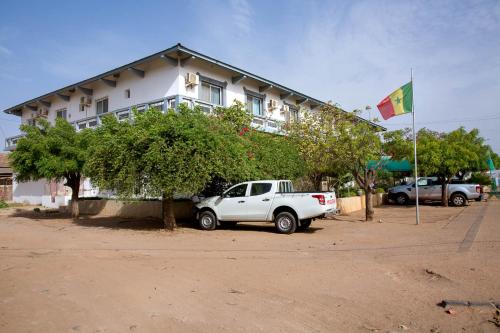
(367, 159, 412, 172)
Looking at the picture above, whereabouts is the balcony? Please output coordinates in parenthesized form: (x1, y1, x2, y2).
(4, 95, 287, 149)
(4, 134, 25, 151)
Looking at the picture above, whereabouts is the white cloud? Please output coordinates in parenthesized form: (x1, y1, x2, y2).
(230, 0, 253, 36)
(0, 45, 12, 56)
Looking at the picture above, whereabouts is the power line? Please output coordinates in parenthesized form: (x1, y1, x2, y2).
(385, 115, 500, 126)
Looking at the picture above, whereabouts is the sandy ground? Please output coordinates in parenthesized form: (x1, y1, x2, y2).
(0, 200, 499, 333)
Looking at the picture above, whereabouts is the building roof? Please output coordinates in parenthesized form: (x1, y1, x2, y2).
(2, 43, 385, 131)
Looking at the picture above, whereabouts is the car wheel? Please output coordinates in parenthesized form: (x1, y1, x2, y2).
(275, 212, 297, 234)
(395, 193, 409, 205)
(451, 193, 466, 207)
(199, 211, 217, 230)
(298, 219, 312, 230)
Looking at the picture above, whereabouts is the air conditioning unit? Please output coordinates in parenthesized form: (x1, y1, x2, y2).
(185, 73, 199, 86)
(268, 99, 278, 110)
(281, 104, 290, 113)
(80, 96, 92, 106)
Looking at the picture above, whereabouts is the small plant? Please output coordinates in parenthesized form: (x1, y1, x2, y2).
(0, 200, 9, 209)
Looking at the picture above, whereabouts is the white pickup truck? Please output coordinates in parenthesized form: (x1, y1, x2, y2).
(195, 180, 337, 234)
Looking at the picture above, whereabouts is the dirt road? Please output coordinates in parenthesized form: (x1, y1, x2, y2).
(1, 201, 499, 332)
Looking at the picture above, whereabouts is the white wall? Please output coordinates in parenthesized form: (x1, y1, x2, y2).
(12, 179, 46, 205)
(21, 58, 180, 123)
(19, 57, 315, 124)
(180, 59, 313, 121)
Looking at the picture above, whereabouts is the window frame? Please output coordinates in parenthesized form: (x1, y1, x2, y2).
(250, 183, 272, 196)
(56, 108, 67, 120)
(223, 184, 248, 198)
(96, 97, 109, 115)
(198, 73, 227, 106)
(244, 87, 266, 117)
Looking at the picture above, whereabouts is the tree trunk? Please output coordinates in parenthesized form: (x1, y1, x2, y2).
(441, 180, 449, 207)
(312, 173, 323, 192)
(69, 174, 81, 219)
(365, 188, 374, 221)
(162, 194, 176, 230)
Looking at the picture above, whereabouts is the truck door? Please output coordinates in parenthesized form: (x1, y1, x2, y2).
(216, 183, 249, 221)
(429, 179, 444, 200)
(416, 178, 432, 200)
(245, 182, 274, 220)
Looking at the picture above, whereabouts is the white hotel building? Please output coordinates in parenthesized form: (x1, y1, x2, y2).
(3, 43, 382, 207)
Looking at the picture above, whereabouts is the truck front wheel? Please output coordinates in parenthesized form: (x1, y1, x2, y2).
(395, 193, 409, 205)
(275, 212, 297, 234)
(199, 211, 217, 231)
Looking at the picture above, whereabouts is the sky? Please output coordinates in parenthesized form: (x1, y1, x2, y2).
(0, 0, 499, 152)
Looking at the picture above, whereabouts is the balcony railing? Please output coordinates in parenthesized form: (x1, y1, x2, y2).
(4, 134, 25, 150)
(4, 95, 287, 149)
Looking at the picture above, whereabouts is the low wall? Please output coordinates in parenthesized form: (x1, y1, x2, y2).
(77, 199, 194, 220)
(337, 193, 385, 214)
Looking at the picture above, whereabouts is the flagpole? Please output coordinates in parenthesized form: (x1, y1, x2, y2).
(411, 68, 420, 225)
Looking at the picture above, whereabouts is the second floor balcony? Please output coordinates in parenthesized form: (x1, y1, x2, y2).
(5, 95, 288, 150)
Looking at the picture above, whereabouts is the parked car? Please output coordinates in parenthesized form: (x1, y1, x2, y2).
(195, 180, 338, 234)
(388, 177, 481, 206)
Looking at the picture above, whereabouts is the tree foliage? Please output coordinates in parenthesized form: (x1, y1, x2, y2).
(9, 118, 92, 217)
(383, 126, 497, 206)
(288, 104, 382, 221)
(86, 102, 304, 229)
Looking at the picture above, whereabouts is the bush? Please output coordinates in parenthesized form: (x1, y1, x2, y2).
(0, 200, 9, 209)
(470, 172, 493, 186)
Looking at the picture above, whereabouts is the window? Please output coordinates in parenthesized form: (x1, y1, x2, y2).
(224, 184, 248, 198)
(250, 183, 272, 196)
(200, 82, 222, 105)
(26, 119, 36, 127)
(416, 178, 429, 186)
(125, 89, 130, 99)
(56, 109, 67, 120)
(247, 95, 263, 116)
(96, 98, 109, 115)
(149, 101, 164, 111)
(167, 98, 176, 109)
(291, 108, 299, 122)
(278, 181, 293, 193)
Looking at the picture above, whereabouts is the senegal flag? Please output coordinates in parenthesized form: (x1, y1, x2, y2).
(377, 82, 413, 120)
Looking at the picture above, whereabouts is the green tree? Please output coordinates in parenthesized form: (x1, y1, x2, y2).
(9, 118, 92, 218)
(417, 127, 487, 206)
(289, 104, 382, 221)
(86, 105, 253, 229)
(382, 128, 413, 161)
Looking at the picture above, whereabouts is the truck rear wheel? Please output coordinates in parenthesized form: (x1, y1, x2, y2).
(298, 219, 312, 230)
(450, 193, 466, 207)
(275, 212, 297, 234)
(199, 211, 217, 231)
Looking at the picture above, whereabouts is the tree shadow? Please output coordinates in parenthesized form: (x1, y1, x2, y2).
(9, 208, 324, 234)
